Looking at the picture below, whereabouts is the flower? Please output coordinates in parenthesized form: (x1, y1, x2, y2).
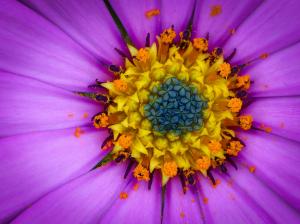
(0, 0, 300, 223)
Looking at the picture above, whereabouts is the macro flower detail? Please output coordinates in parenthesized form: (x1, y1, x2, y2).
(1, 0, 300, 224)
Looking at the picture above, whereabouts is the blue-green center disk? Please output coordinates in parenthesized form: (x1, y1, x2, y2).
(144, 77, 207, 135)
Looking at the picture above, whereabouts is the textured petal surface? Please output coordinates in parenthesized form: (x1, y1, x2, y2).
(195, 0, 263, 48)
(0, 128, 107, 223)
(0, 1, 111, 90)
(110, 0, 160, 48)
(12, 164, 130, 224)
(100, 173, 161, 224)
(238, 130, 300, 212)
(164, 177, 205, 223)
(245, 42, 300, 97)
(224, 0, 300, 63)
(244, 97, 300, 142)
(0, 73, 100, 137)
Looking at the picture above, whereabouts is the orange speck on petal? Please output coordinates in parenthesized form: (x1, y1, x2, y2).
(113, 79, 128, 92)
(160, 27, 176, 44)
(193, 38, 208, 51)
(265, 127, 272, 133)
(163, 161, 178, 177)
(117, 133, 133, 149)
(133, 164, 150, 181)
(227, 98, 243, 113)
(180, 211, 185, 218)
(203, 197, 209, 204)
(120, 192, 128, 200)
(191, 198, 196, 203)
(68, 113, 74, 118)
(229, 28, 236, 35)
(212, 179, 221, 188)
(210, 5, 222, 17)
(136, 48, 150, 63)
(239, 115, 253, 130)
(219, 62, 231, 78)
(74, 127, 84, 138)
(280, 122, 285, 129)
(83, 112, 89, 119)
(249, 165, 256, 173)
(133, 183, 139, 191)
(93, 113, 109, 128)
(145, 8, 160, 19)
(260, 53, 269, 59)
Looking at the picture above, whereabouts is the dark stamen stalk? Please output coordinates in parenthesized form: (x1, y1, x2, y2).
(188, 174, 195, 185)
(225, 48, 237, 62)
(148, 171, 154, 190)
(115, 154, 125, 163)
(101, 133, 113, 149)
(207, 169, 216, 185)
(220, 164, 228, 173)
(103, 0, 134, 46)
(179, 170, 187, 194)
(145, 33, 150, 47)
(90, 152, 113, 171)
(160, 185, 166, 224)
(124, 159, 134, 179)
(227, 157, 238, 170)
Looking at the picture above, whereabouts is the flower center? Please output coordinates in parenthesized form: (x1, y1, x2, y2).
(144, 77, 207, 135)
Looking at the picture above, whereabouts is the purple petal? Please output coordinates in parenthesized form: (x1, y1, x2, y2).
(0, 73, 100, 137)
(12, 163, 129, 224)
(110, 0, 160, 48)
(245, 42, 300, 97)
(195, 0, 263, 48)
(0, 128, 107, 223)
(101, 174, 161, 223)
(238, 130, 300, 212)
(224, 0, 300, 64)
(244, 97, 300, 142)
(0, 1, 112, 90)
(164, 177, 204, 223)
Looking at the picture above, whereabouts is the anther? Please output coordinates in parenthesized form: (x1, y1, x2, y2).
(225, 48, 236, 62)
(145, 33, 150, 47)
(239, 115, 253, 130)
(124, 159, 134, 179)
(220, 164, 227, 173)
(227, 98, 243, 113)
(93, 113, 109, 128)
(148, 171, 154, 190)
(117, 133, 133, 149)
(101, 133, 114, 150)
(207, 169, 216, 185)
(133, 163, 150, 181)
(163, 161, 178, 177)
(109, 64, 123, 74)
(226, 157, 238, 170)
(179, 170, 187, 194)
(219, 62, 231, 78)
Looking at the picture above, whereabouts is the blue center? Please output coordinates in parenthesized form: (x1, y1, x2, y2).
(144, 77, 207, 135)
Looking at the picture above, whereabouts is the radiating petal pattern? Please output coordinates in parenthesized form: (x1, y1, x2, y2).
(0, 128, 106, 223)
(12, 164, 130, 224)
(0, 73, 100, 137)
(100, 174, 161, 224)
(245, 42, 300, 97)
(0, 1, 111, 90)
(244, 97, 300, 142)
(238, 130, 300, 212)
(224, 0, 300, 64)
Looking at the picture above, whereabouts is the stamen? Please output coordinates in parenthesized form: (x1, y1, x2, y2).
(227, 140, 243, 156)
(101, 134, 114, 150)
(113, 79, 128, 92)
(225, 48, 237, 62)
(163, 161, 178, 177)
(115, 151, 130, 163)
(117, 133, 133, 149)
(239, 115, 253, 130)
(179, 170, 187, 194)
(193, 38, 208, 51)
(124, 159, 134, 179)
(93, 113, 109, 128)
(133, 163, 150, 181)
(145, 33, 150, 47)
(208, 140, 222, 154)
(207, 169, 216, 185)
(227, 98, 243, 113)
(227, 157, 238, 170)
(196, 157, 211, 170)
(236, 75, 250, 90)
(219, 62, 231, 78)
(160, 27, 176, 44)
(136, 48, 150, 63)
(148, 171, 154, 190)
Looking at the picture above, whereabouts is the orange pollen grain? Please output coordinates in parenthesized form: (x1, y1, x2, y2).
(203, 197, 209, 204)
(227, 98, 243, 113)
(180, 212, 185, 218)
(74, 127, 84, 138)
(236, 75, 251, 90)
(113, 79, 128, 92)
(229, 28, 236, 35)
(208, 140, 222, 154)
(227, 141, 243, 156)
(213, 179, 221, 188)
(239, 115, 253, 130)
(196, 157, 211, 170)
(210, 5, 222, 17)
(68, 113, 74, 118)
(136, 48, 150, 63)
(93, 113, 109, 128)
(219, 62, 231, 78)
(160, 28, 176, 44)
(119, 192, 128, 200)
(83, 112, 89, 119)
(145, 8, 160, 19)
(163, 161, 178, 177)
(101, 140, 113, 150)
(133, 183, 139, 191)
(260, 53, 269, 59)
(133, 164, 150, 181)
(193, 38, 208, 51)
(249, 166, 256, 173)
(117, 134, 132, 149)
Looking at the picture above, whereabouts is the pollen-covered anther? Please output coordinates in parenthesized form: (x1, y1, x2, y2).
(239, 115, 253, 130)
(236, 75, 250, 90)
(227, 98, 243, 113)
(163, 161, 178, 177)
(160, 28, 176, 44)
(193, 38, 208, 51)
(136, 48, 150, 63)
(196, 157, 211, 170)
(117, 133, 133, 149)
(113, 79, 128, 92)
(208, 140, 222, 154)
(219, 62, 231, 78)
(133, 163, 150, 181)
(227, 140, 243, 156)
(93, 113, 109, 128)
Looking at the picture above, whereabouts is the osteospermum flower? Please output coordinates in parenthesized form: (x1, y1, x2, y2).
(1, 0, 300, 223)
